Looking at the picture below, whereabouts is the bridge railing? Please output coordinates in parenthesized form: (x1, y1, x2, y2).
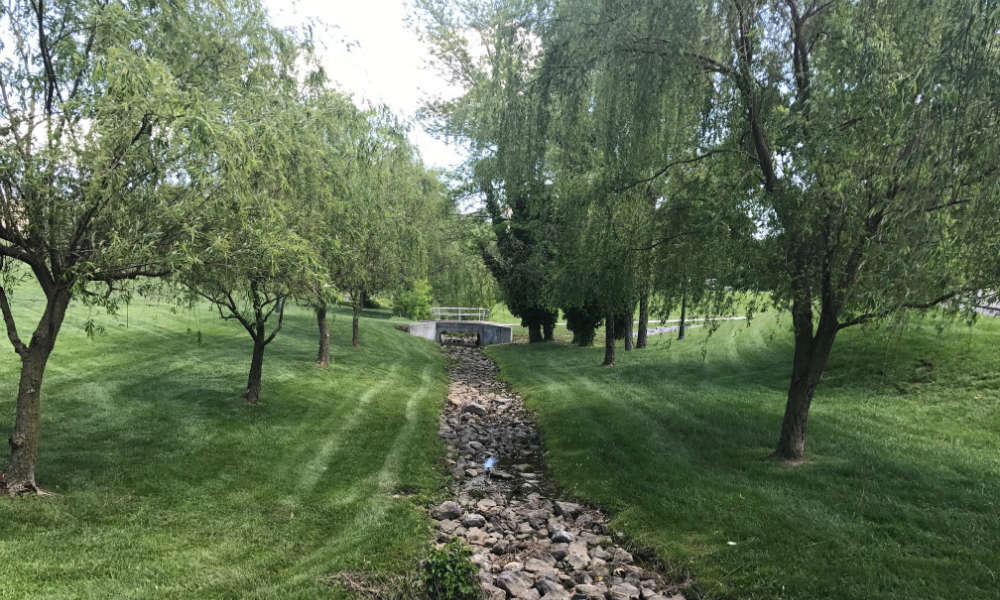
(430, 306, 491, 321)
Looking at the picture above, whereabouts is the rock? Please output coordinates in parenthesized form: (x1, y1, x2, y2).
(466, 527, 488, 545)
(550, 530, 575, 544)
(535, 578, 565, 595)
(554, 501, 583, 518)
(612, 548, 634, 564)
(431, 501, 462, 520)
(566, 540, 590, 571)
(550, 543, 569, 560)
(572, 583, 608, 600)
(541, 590, 572, 600)
(482, 583, 506, 600)
(610, 582, 641, 600)
(463, 402, 487, 416)
(498, 569, 541, 600)
(462, 513, 487, 528)
(524, 558, 558, 580)
(477, 498, 498, 511)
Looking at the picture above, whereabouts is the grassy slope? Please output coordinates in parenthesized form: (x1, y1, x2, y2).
(0, 285, 446, 599)
(488, 314, 1000, 600)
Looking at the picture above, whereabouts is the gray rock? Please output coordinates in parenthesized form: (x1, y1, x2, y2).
(554, 501, 583, 517)
(463, 402, 487, 416)
(550, 529, 575, 544)
(572, 583, 608, 600)
(535, 578, 565, 595)
(550, 543, 569, 560)
(610, 582, 640, 600)
(499, 569, 541, 600)
(462, 512, 487, 528)
(430, 500, 462, 520)
(566, 540, 590, 571)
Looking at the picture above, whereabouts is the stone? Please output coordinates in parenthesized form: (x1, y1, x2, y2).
(431, 500, 462, 520)
(550, 543, 569, 560)
(612, 548, 634, 564)
(535, 578, 565, 595)
(566, 540, 590, 571)
(482, 583, 506, 600)
(550, 529, 575, 544)
(572, 583, 608, 600)
(498, 569, 541, 600)
(554, 501, 583, 518)
(463, 402, 487, 416)
(462, 513, 487, 528)
(610, 582, 641, 600)
(524, 558, 558, 580)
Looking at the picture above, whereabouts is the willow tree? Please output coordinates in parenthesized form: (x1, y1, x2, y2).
(0, 0, 283, 493)
(294, 90, 368, 366)
(331, 112, 429, 347)
(181, 37, 326, 405)
(688, 0, 1000, 460)
(416, 0, 559, 342)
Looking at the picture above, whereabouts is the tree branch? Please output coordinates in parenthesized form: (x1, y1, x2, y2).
(837, 291, 965, 330)
(0, 284, 28, 357)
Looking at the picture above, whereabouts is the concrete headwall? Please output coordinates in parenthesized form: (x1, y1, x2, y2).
(407, 320, 513, 346)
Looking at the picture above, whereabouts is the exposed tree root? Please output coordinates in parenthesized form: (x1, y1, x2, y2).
(0, 473, 56, 496)
(761, 451, 810, 467)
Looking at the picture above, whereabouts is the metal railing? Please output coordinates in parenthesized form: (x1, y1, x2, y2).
(430, 306, 491, 321)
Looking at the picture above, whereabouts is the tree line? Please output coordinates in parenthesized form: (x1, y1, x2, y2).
(0, 0, 492, 495)
(415, 0, 1000, 461)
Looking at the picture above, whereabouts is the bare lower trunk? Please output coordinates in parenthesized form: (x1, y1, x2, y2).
(315, 304, 330, 366)
(602, 312, 615, 366)
(624, 305, 634, 351)
(528, 322, 543, 343)
(543, 320, 554, 342)
(352, 297, 361, 348)
(244, 339, 266, 406)
(775, 300, 838, 461)
(677, 294, 687, 340)
(4, 291, 70, 494)
(636, 293, 649, 349)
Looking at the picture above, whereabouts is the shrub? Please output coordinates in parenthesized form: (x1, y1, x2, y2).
(394, 279, 433, 320)
(564, 302, 604, 346)
(419, 539, 480, 600)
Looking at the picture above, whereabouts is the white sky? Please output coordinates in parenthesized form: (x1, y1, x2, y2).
(263, 0, 467, 171)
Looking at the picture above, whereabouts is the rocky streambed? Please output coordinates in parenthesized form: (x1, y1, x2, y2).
(430, 344, 686, 600)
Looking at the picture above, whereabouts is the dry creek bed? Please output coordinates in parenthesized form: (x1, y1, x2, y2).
(430, 343, 688, 600)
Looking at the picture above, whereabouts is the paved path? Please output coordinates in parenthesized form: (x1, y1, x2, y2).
(430, 344, 686, 600)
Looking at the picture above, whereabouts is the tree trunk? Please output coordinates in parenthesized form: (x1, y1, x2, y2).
(527, 322, 543, 343)
(352, 293, 361, 348)
(677, 293, 687, 340)
(543, 320, 554, 342)
(244, 338, 266, 406)
(4, 291, 70, 494)
(624, 305, 634, 351)
(636, 293, 649, 349)
(774, 300, 839, 461)
(315, 303, 330, 366)
(601, 312, 615, 366)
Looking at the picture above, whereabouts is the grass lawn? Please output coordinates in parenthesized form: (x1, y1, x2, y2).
(0, 284, 447, 599)
(488, 313, 1000, 600)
